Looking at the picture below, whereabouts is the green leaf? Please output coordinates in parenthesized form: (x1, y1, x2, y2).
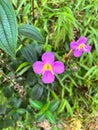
(11, 0, 17, 8)
(45, 110, 56, 124)
(79, 94, 88, 108)
(87, 67, 98, 80)
(68, 76, 78, 87)
(29, 98, 43, 110)
(57, 99, 66, 114)
(0, 0, 17, 58)
(49, 100, 60, 112)
(57, 99, 73, 116)
(30, 84, 43, 99)
(16, 62, 30, 72)
(77, 62, 89, 70)
(37, 102, 50, 116)
(16, 108, 26, 114)
(12, 113, 20, 122)
(9, 98, 22, 108)
(21, 44, 40, 63)
(37, 113, 46, 122)
(64, 100, 73, 116)
(0, 104, 7, 115)
(84, 66, 97, 78)
(3, 117, 14, 128)
(16, 65, 31, 76)
(2, 86, 13, 98)
(50, 90, 59, 100)
(18, 24, 44, 43)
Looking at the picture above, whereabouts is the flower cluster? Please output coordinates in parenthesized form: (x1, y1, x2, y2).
(33, 36, 91, 84)
(33, 52, 64, 84)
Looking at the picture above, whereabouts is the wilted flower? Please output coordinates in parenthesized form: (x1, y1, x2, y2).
(70, 36, 91, 57)
(33, 52, 64, 84)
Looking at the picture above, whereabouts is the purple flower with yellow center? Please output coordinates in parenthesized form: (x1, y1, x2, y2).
(70, 36, 91, 57)
(33, 52, 64, 84)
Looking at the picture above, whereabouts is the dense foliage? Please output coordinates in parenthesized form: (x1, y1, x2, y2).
(0, 0, 98, 129)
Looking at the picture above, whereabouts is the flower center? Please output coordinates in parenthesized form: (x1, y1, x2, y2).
(42, 63, 54, 74)
(77, 43, 86, 50)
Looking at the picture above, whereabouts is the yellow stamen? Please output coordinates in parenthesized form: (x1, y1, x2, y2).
(42, 63, 54, 75)
(78, 43, 86, 50)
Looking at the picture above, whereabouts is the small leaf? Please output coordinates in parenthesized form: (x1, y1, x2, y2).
(29, 98, 43, 110)
(3, 117, 14, 128)
(16, 62, 30, 72)
(49, 100, 60, 112)
(84, 66, 97, 78)
(16, 65, 31, 76)
(37, 113, 46, 122)
(0, 104, 7, 115)
(37, 102, 50, 116)
(57, 99, 66, 114)
(12, 113, 20, 121)
(18, 24, 44, 43)
(2, 86, 13, 98)
(9, 98, 22, 108)
(30, 84, 43, 99)
(11, 0, 17, 8)
(0, 0, 17, 58)
(64, 100, 73, 116)
(40, 102, 50, 113)
(45, 110, 56, 124)
(68, 76, 78, 87)
(17, 108, 26, 114)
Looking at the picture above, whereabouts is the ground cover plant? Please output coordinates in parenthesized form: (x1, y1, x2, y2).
(0, 0, 98, 129)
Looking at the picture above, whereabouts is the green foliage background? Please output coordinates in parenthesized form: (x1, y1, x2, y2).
(0, 0, 98, 129)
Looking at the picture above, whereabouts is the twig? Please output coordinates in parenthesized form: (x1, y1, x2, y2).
(32, 0, 34, 23)
(64, 49, 73, 60)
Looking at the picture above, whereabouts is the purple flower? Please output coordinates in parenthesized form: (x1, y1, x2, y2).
(70, 36, 91, 57)
(33, 52, 64, 84)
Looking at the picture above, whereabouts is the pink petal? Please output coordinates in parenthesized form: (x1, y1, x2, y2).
(73, 50, 82, 57)
(33, 61, 43, 74)
(77, 36, 88, 45)
(42, 52, 55, 64)
(42, 71, 55, 84)
(70, 41, 77, 50)
(83, 44, 91, 52)
(52, 61, 64, 74)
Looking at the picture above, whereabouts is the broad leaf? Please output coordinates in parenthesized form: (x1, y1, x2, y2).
(29, 98, 43, 110)
(18, 24, 44, 43)
(21, 43, 42, 63)
(0, 0, 17, 58)
(30, 84, 43, 100)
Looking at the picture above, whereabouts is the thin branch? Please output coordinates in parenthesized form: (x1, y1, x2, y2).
(32, 0, 34, 23)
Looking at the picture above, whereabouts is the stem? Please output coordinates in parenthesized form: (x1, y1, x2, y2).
(2, 72, 16, 86)
(50, 90, 58, 100)
(0, 57, 15, 77)
(32, 0, 34, 23)
(64, 49, 73, 60)
(0, 56, 18, 87)
(47, 85, 50, 101)
(56, 74, 69, 93)
(47, 90, 50, 101)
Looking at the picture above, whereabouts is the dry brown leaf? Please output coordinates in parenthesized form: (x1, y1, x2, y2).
(37, 119, 51, 130)
(63, 122, 71, 130)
